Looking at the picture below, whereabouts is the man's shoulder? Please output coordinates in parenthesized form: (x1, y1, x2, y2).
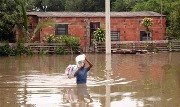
(83, 67, 90, 71)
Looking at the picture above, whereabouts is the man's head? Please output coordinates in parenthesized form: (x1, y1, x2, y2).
(78, 60, 85, 67)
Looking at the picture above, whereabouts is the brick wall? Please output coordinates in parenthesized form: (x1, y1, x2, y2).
(29, 16, 166, 47)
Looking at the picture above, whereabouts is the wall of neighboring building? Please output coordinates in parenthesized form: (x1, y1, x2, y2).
(29, 16, 166, 47)
(28, 15, 39, 41)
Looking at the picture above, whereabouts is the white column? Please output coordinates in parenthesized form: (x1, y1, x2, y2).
(105, 54, 111, 107)
(105, 0, 111, 54)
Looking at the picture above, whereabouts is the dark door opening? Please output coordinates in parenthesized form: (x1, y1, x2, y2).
(90, 22, 100, 45)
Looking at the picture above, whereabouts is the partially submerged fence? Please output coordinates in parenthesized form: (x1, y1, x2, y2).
(0, 43, 80, 54)
(0, 40, 180, 54)
(27, 43, 80, 54)
(94, 40, 180, 53)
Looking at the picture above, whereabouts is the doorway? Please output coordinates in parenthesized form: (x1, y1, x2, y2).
(90, 22, 100, 45)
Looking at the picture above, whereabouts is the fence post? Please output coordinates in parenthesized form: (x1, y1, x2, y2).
(169, 41, 172, 52)
(132, 42, 135, 50)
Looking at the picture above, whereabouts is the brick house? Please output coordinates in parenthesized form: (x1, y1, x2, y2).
(27, 11, 166, 49)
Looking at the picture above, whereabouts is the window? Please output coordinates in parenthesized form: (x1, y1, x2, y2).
(55, 24, 68, 35)
(111, 31, 120, 41)
(140, 31, 151, 41)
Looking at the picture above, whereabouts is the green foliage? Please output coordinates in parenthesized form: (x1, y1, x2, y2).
(43, 34, 56, 43)
(55, 47, 67, 55)
(0, 42, 33, 56)
(15, 42, 33, 55)
(0, 43, 16, 56)
(60, 35, 80, 53)
(60, 36, 80, 46)
(167, 0, 180, 40)
(0, 0, 20, 42)
(33, 18, 55, 34)
(14, 0, 28, 35)
(132, 0, 161, 13)
(38, 49, 48, 55)
(93, 28, 105, 42)
(111, 0, 137, 11)
(132, 0, 180, 40)
(43, 35, 80, 54)
(141, 17, 153, 31)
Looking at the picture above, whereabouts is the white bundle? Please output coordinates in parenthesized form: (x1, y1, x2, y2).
(65, 65, 78, 78)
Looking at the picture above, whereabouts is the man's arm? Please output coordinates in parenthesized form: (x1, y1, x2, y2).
(74, 67, 81, 77)
(85, 58, 93, 70)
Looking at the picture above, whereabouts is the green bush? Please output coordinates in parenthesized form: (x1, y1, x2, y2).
(55, 47, 67, 55)
(93, 28, 105, 42)
(0, 43, 16, 56)
(43, 35, 80, 54)
(15, 43, 33, 55)
(43, 34, 56, 43)
(57, 35, 80, 53)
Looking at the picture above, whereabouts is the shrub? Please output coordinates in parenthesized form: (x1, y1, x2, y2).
(15, 42, 33, 55)
(0, 43, 15, 56)
(44, 34, 56, 43)
(57, 35, 80, 53)
(93, 28, 105, 42)
(141, 17, 153, 31)
(55, 47, 67, 55)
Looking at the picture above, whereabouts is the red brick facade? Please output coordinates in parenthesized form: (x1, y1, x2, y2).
(27, 12, 166, 48)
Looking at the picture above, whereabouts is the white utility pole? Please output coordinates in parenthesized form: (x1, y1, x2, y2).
(105, 0, 111, 54)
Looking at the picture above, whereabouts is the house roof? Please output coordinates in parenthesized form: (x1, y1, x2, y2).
(27, 11, 165, 18)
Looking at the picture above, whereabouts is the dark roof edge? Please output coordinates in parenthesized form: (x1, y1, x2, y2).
(27, 11, 166, 18)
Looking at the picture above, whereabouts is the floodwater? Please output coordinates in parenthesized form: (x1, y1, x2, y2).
(0, 52, 179, 107)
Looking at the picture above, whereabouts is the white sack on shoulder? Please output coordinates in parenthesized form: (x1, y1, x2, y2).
(65, 65, 78, 79)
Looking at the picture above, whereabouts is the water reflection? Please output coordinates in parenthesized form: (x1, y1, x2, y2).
(0, 53, 179, 107)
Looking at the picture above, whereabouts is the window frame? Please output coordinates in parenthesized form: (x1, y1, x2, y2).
(111, 31, 120, 41)
(55, 24, 68, 36)
(140, 31, 152, 41)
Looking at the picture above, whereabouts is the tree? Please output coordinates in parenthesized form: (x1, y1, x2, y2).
(132, 0, 161, 13)
(14, 0, 28, 32)
(111, 0, 137, 11)
(0, 0, 21, 42)
(47, 0, 65, 11)
(31, 0, 65, 12)
(132, 0, 179, 40)
(167, 0, 180, 39)
(111, 0, 126, 11)
(65, 0, 102, 12)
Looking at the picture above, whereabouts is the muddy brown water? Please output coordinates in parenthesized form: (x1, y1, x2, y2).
(0, 52, 179, 107)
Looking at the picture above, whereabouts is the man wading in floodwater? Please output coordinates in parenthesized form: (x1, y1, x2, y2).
(74, 57, 93, 103)
(74, 57, 93, 84)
